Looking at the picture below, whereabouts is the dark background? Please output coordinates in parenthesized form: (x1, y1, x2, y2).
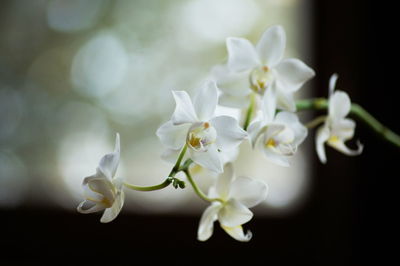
(1, 1, 396, 265)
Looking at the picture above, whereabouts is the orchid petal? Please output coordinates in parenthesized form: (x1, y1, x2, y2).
(274, 86, 296, 112)
(211, 116, 247, 151)
(171, 91, 198, 125)
(198, 203, 221, 241)
(98, 133, 120, 180)
(274, 58, 315, 92)
(218, 199, 253, 227)
(211, 65, 252, 97)
(261, 145, 290, 167)
(100, 191, 125, 223)
(85, 176, 115, 207)
(328, 139, 364, 156)
(264, 124, 286, 142)
(82, 175, 104, 202)
(226, 37, 260, 72)
(329, 73, 339, 96)
(76, 200, 106, 214)
(219, 146, 239, 165)
(329, 90, 351, 120)
(331, 118, 356, 140)
(315, 125, 330, 164)
(274, 112, 308, 146)
(221, 225, 252, 242)
(230, 177, 268, 208)
(216, 163, 234, 200)
(247, 119, 264, 148)
(190, 146, 223, 174)
(261, 86, 276, 124)
(156, 121, 190, 150)
(193, 80, 218, 121)
(256, 25, 286, 67)
(207, 186, 218, 199)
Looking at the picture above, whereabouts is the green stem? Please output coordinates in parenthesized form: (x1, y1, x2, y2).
(305, 115, 327, 129)
(184, 168, 223, 204)
(123, 145, 189, 192)
(296, 98, 328, 111)
(351, 103, 400, 147)
(169, 144, 187, 176)
(296, 98, 400, 148)
(123, 178, 173, 191)
(179, 158, 193, 172)
(243, 93, 256, 131)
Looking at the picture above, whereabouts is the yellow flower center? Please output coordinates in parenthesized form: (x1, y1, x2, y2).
(328, 135, 340, 143)
(187, 122, 217, 152)
(249, 65, 274, 94)
(265, 138, 276, 148)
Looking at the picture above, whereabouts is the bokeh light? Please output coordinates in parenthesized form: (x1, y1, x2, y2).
(47, 0, 109, 32)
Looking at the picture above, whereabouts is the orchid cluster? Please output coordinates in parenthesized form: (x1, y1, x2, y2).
(76, 25, 398, 242)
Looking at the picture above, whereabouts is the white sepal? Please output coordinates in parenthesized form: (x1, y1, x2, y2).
(197, 203, 221, 242)
(156, 121, 190, 150)
(221, 225, 252, 242)
(211, 115, 248, 151)
(315, 125, 330, 164)
(171, 91, 198, 125)
(193, 80, 218, 122)
(218, 199, 253, 227)
(227, 37, 260, 72)
(98, 133, 120, 180)
(229, 177, 268, 208)
(274, 58, 315, 92)
(256, 25, 286, 67)
(189, 145, 223, 174)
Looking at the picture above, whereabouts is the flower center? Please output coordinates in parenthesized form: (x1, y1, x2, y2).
(264, 126, 296, 156)
(328, 135, 339, 143)
(249, 65, 274, 94)
(187, 122, 217, 152)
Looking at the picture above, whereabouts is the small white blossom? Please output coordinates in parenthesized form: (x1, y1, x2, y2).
(157, 81, 247, 173)
(197, 163, 268, 242)
(212, 25, 315, 112)
(316, 74, 363, 163)
(77, 133, 124, 223)
(248, 89, 307, 167)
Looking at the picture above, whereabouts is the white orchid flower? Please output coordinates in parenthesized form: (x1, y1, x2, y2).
(77, 133, 125, 223)
(212, 25, 315, 111)
(248, 89, 307, 167)
(316, 74, 363, 163)
(157, 81, 247, 173)
(198, 163, 268, 242)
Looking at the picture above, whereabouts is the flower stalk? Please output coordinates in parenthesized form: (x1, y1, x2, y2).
(170, 144, 188, 175)
(305, 115, 327, 129)
(123, 178, 175, 191)
(296, 98, 400, 147)
(243, 93, 256, 131)
(183, 168, 224, 204)
(123, 145, 189, 192)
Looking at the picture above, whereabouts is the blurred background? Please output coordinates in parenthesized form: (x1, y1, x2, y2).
(0, 0, 396, 265)
(0, 0, 313, 214)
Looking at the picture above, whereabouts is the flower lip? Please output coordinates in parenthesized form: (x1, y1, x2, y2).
(186, 122, 217, 152)
(263, 124, 296, 156)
